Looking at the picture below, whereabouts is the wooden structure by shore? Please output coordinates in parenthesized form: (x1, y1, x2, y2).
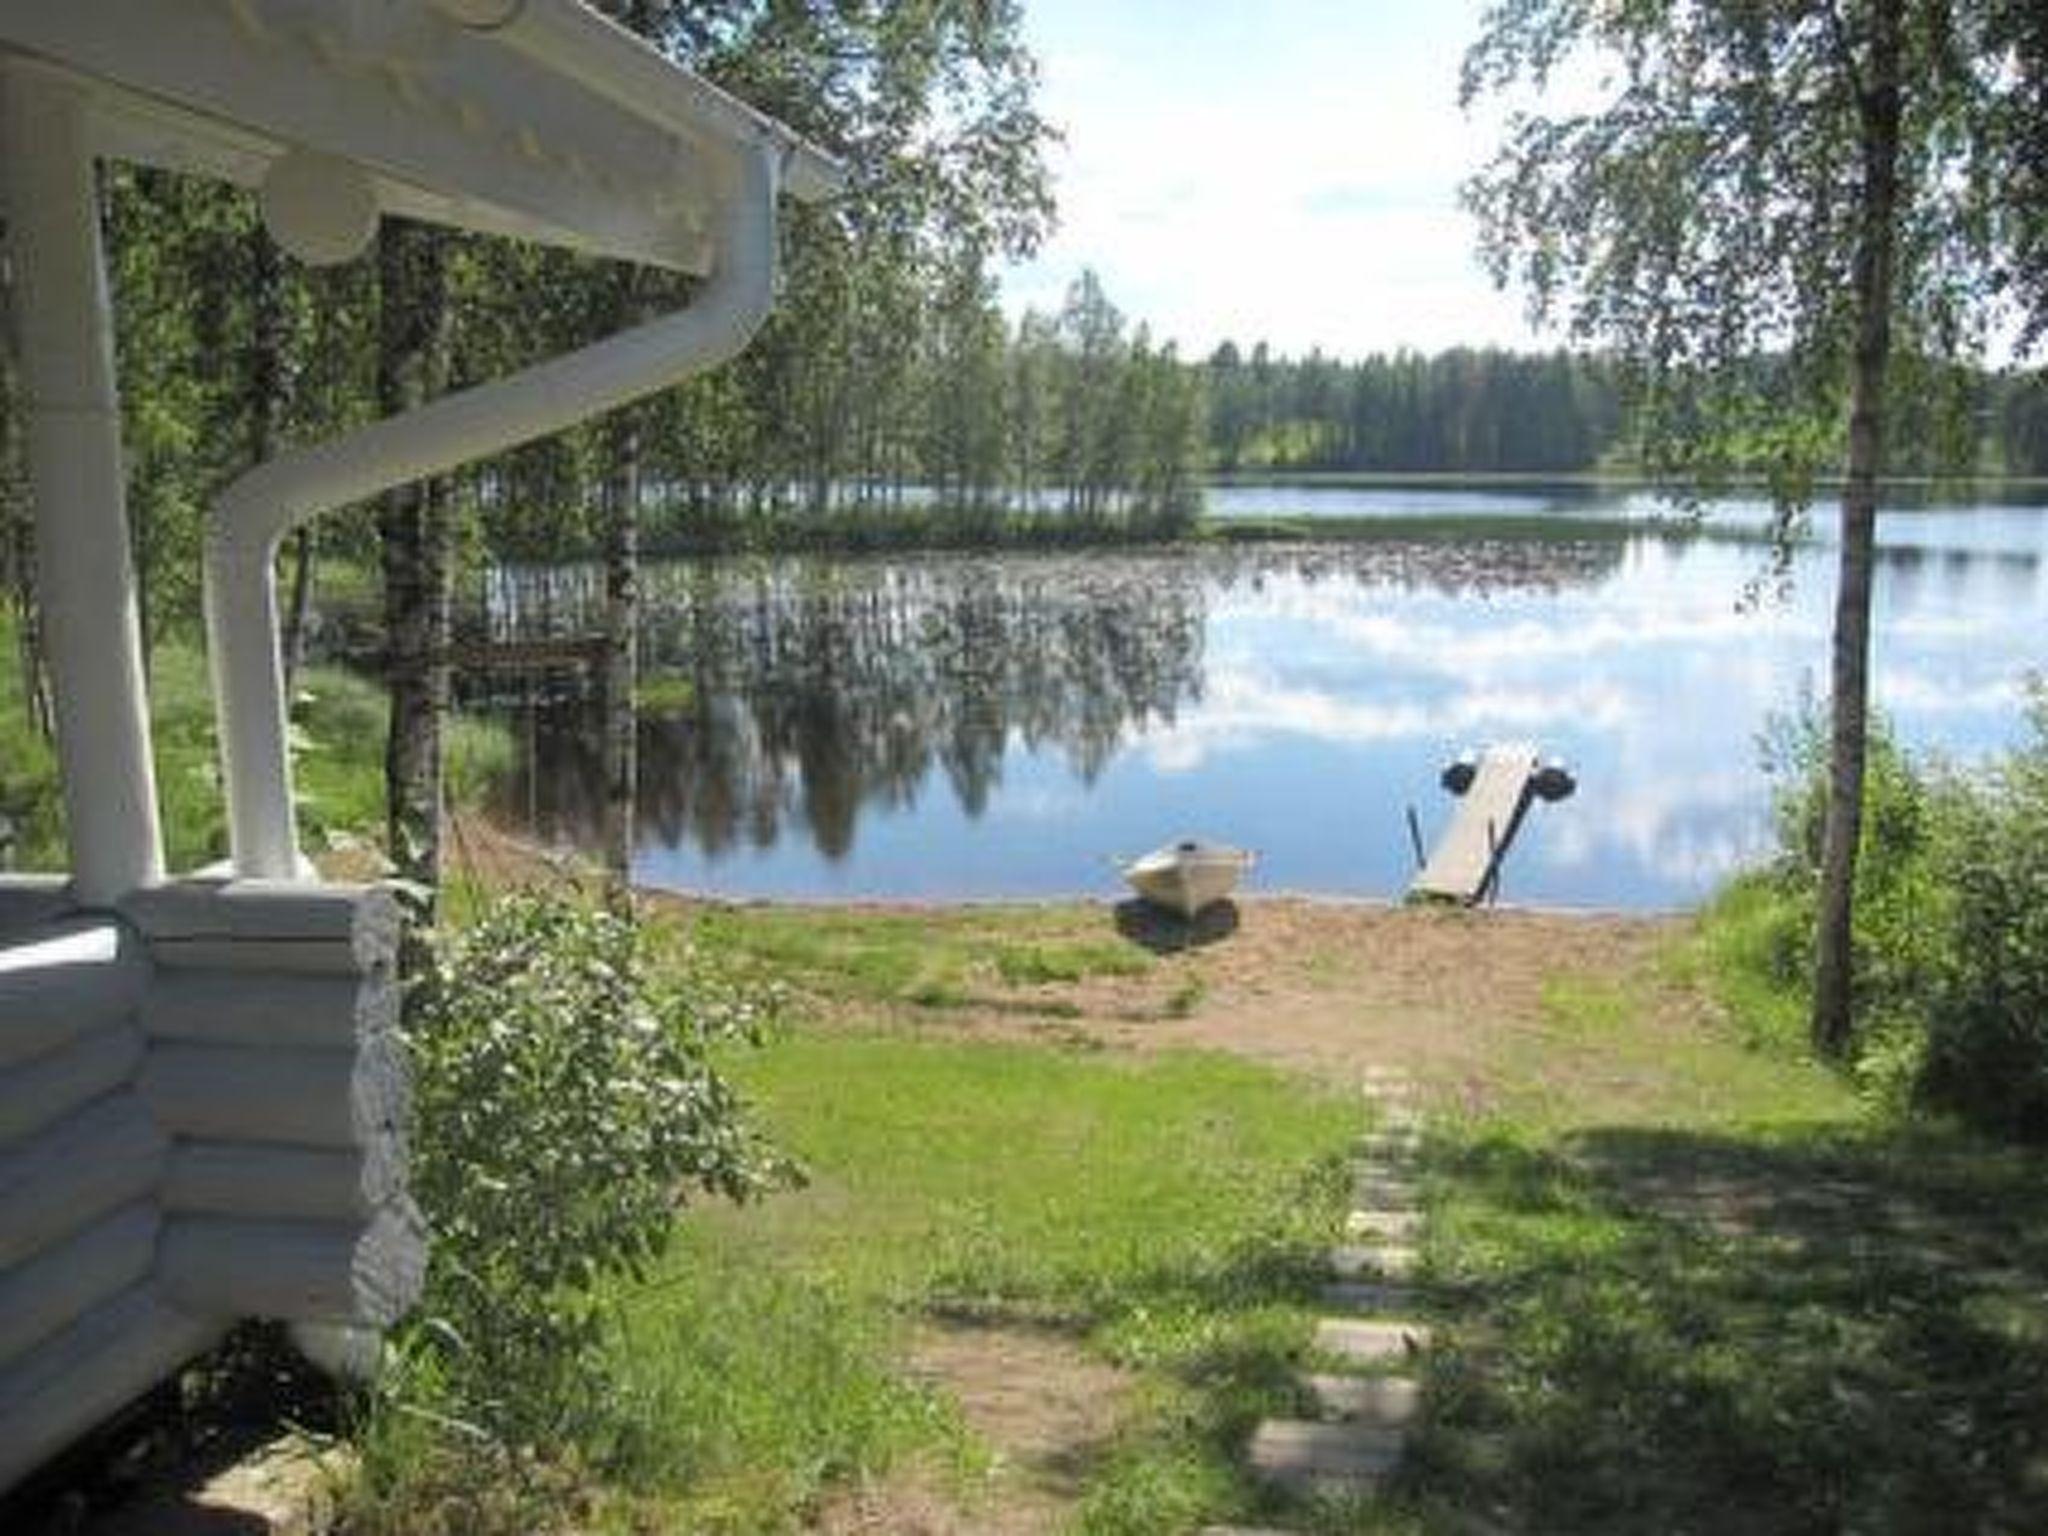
(1408, 744, 1573, 904)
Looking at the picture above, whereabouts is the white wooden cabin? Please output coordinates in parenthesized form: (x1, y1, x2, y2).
(0, 0, 837, 1490)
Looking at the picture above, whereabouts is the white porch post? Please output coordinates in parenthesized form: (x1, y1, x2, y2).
(0, 63, 165, 902)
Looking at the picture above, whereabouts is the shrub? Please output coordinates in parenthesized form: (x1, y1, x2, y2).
(1920, 684, 2048, 1138)
(401, 890, 790, 1443)
(1732, 685, 2048, 1137)
(1756, 702, 1953, 1058)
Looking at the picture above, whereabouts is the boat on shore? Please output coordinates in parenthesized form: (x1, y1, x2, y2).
(1121, 840, 1255, 919)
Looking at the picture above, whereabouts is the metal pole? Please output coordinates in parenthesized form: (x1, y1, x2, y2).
(0, 64, 165, 902)
(1405, 804, 1425, 870)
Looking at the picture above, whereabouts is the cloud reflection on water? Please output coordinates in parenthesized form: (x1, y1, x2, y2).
(483, 505, 2048, 909)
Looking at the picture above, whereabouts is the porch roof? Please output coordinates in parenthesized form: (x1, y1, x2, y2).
(0, 0, 841, 272)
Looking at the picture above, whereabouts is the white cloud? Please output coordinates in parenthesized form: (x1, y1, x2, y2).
(1002, 1, 1541, 357)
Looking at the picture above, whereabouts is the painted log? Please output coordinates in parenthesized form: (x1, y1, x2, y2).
(0, 1091, 166, 1270)
(138, 1035, 407, 1150)
(160, 1208, 426, 1328)
(0, 1282, 220, 1493)
(165, 1139, 402, 1223)
(123, 881, 400, 975)
(0, 916, 149, 1069)
(0, 876, 74, 938)
(0, 1023, 143, 1144)
(0, 1201, 158, 1367)
(0, 878, 423, 1492)
(140, 967, 398, 1048)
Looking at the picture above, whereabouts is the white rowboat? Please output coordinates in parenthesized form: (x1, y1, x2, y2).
(1121, 840, 1255, 919)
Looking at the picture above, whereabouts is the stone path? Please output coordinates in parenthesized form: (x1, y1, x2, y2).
(1215, 1063, 1431, 1526)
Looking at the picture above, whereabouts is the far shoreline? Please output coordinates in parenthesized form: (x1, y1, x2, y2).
(446, 811, 1696, 925)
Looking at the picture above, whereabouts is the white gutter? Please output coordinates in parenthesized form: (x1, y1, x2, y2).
(205, 140, 782, 880)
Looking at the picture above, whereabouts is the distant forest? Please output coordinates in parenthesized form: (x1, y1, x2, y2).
(1200, 341, 2048, 479)
(1205, 344, 1619, 475)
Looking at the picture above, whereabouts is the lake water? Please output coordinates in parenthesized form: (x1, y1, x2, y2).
(485, 485, 2048, 911)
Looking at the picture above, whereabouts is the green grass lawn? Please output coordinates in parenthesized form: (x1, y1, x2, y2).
(682, 901, 1153, 1014)
(1415, 1116, 2048, 1533)
(340, 880, 2048, 1533)
(559, 905, 2048, 1534)
(573, 1030, 1364, 1534)
(1401, 916, 2048, 1535)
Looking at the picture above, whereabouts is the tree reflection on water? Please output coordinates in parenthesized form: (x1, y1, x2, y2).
(474, 541, 1622, 865)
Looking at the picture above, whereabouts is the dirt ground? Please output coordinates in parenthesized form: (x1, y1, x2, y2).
(1056, 899, 1674, 1072)
(761, 896, 1693, 1113)
(814, 1322, 1133, 1536)
(438, 815, 1685, 1095)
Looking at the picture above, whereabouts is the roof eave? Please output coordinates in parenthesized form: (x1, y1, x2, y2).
(428, 0, 846, 204)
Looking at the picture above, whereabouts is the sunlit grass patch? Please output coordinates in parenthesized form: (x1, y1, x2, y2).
(1471, 932, 1853, 1131)
(584, 1030, 1359, 1531)
(685, 901, 1152, 1013)
(1684, 871, 1813, 1052)
(591, 1248, 978, 1533)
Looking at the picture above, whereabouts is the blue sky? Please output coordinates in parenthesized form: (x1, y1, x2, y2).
(1001, 0, 1544, 362)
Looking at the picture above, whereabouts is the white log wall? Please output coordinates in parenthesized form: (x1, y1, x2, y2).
(0, 876, 423, 1492)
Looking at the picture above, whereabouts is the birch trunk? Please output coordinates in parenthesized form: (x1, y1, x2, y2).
(374, 221, 453, 895)
(1813, 0, 1902, 1058)
(601, 403, 641, 889)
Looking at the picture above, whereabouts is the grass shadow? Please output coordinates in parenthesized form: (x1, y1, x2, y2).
(1408, 1122, 2048, 1533)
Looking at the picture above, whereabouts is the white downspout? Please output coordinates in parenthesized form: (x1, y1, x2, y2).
(0, 63, 166, 902)
(206, 140, 782, 880)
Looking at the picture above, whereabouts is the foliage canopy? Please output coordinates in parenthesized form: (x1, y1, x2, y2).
(1462, 0, 2048, 503)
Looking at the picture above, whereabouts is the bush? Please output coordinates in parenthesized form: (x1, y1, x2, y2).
(400, 890, 790, 1444)
(1756, 703, 1954, 1064)
(1920, 686, 2048, 1138)
(1727, 686, 2048, 1137)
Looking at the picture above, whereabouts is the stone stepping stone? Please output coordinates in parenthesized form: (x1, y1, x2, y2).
(1315, 1317, 1431, 1363)
(1320, 1279, 1419, 1314)
(1351, 1184, 1420, 1213)
(1303, 1370, 1422, 1426)
(1352, 1163, 1419, 1192)
(1248, 1418, 1405, 1496)
(1357, 1130, 1422, 1159)
(1345, 1208, 1424, 1241)
(1328, 1243, 1418, 1280)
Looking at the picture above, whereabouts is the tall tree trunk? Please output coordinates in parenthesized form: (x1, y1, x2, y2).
(282, 528, 316, 693)
(243, 227, 319, 693)
(375, 221, 453, 895)
(1813, 2, 1903, 1058)
(4, 514, 50, 739)
(601, 402, 642, 889)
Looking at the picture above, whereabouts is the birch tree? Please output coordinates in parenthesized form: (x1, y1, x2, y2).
(1462, 0, 2048, 1055)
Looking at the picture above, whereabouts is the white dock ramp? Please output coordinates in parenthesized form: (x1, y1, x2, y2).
(1409, 744, 1541, 903)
